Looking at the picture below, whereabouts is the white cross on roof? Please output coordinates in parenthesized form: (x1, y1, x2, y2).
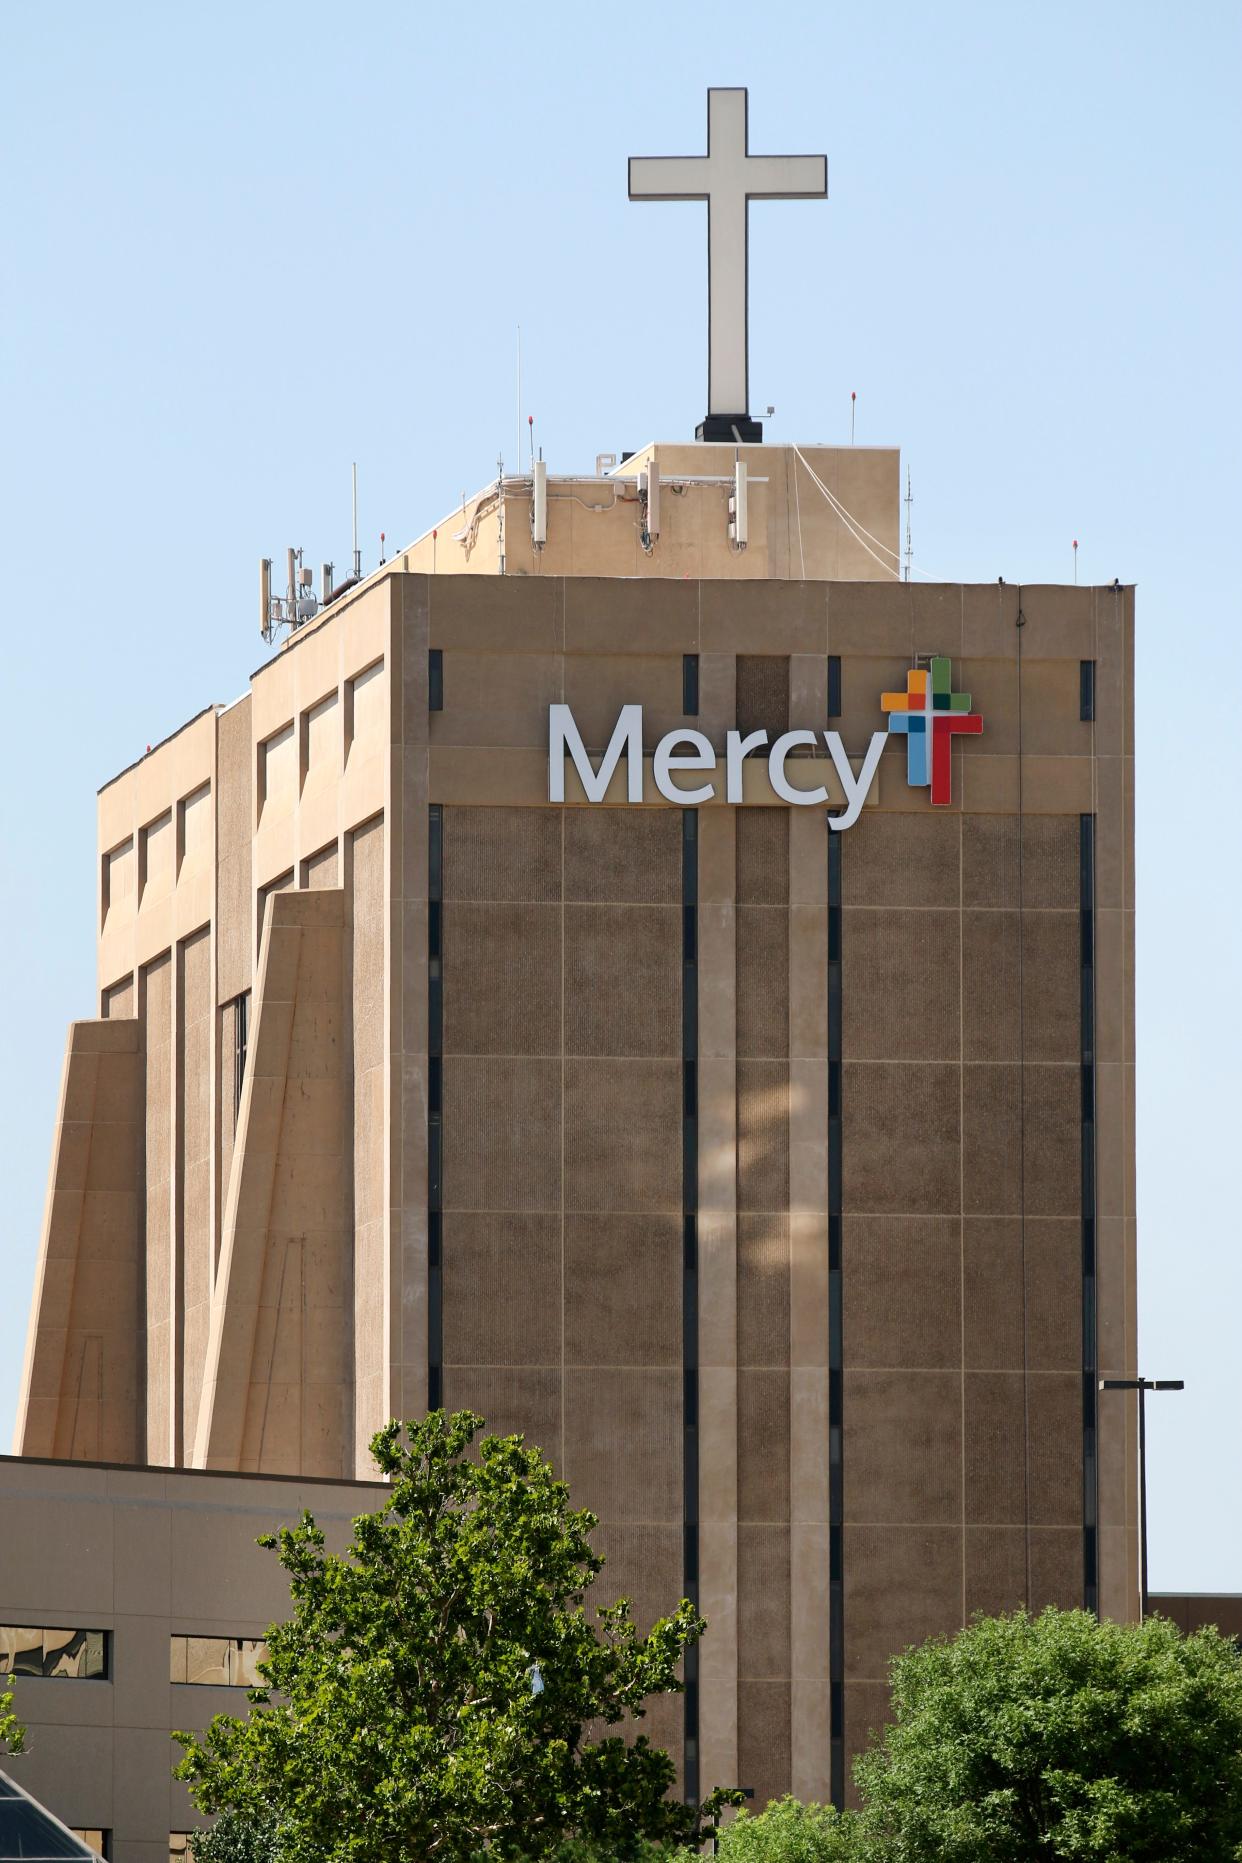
(629, 88, 827, 428)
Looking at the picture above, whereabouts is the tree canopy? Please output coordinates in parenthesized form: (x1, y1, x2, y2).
(0, 1674, 25, 1757)
(175, 1411, 733, 1861)
(853, 1605, 1242, 1861)
(712, 1796, 862, 1861)
(189, 1810, 280, 1863)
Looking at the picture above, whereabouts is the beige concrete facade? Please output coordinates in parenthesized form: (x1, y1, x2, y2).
(0, 1454, 379, 1862)
(7, 440, 1138, 1837)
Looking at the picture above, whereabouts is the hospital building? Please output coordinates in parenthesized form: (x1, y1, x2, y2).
(2, 87, 1142, 1860)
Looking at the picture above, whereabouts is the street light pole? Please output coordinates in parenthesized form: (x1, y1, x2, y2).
(1098, 1377, 1185, 1619)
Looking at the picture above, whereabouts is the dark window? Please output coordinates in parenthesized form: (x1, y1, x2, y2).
(1080, 813, 1098, 1613)
(681, 809, 699, 1804)
(682, 654, 700, 717)
(233, 992, 249, 1116)
(427, 805, 443, 1412)
(0, 1627, 108, 1679)
(1080, 659, 1095, 722)
(827, 654, 842, 719)
(827, 820, 845, 1807)
(429, 649, 444, 712)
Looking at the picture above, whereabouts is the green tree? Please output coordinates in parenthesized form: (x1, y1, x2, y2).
(193, 1830, 690, 1863)
(0, 1674, 26, 1756)
(541, 1843, 692, 1863)
(714, 1796, 863, 1861)
(188, 1809, 280, 1863)
(853, 1606, 1242, 1862)
(175, 1411, 735, 1861)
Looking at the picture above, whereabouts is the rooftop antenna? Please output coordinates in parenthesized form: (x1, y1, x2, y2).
(904, 467, 913, 582)
(850, 390, 856, 445)
(516, 325, 522, 481)
(260, 545, 319, 642)
(352, 463, 361, 579)
(496, 453, 505, 577)
(1073, 538, 1079, 584)
(528, 413, 534, 474)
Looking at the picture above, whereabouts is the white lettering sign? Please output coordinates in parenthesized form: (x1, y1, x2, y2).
(653, 728, 716, 804)
(549, 703, 642, 804)
(549, 705, 886, 830)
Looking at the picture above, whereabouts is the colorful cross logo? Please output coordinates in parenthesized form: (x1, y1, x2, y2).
(881, 657, 983, 806)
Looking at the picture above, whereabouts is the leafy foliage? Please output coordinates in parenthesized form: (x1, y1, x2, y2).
(713, 1796, 864, 1861)
(183, 1832, 692, 1863)
(854, 1606, 1242, 1861)
(188, 1809, 281, 1863)
(175, 1411, 735, 1861)
(0, 1674, 25, 1756)
(537, 1843, 693, 1863)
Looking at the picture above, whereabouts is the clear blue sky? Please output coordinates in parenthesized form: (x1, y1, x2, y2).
(2, 2, 1238, 1590)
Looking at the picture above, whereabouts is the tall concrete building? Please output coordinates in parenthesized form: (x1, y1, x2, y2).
(4, 87, 1138, 1855)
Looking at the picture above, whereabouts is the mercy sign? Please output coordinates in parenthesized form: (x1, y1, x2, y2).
(882, 657, 983, 806)
(549, 705, 887, 829)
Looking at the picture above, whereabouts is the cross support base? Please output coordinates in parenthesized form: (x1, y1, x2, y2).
(697, 413, 763, 443)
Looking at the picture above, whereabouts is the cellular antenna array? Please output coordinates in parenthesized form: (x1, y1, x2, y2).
(258, 464, 363, 644)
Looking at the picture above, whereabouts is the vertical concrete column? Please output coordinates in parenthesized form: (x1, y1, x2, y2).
(142, 951, 175, 1466)
(177, 928, 213, 1464)
(169, 936, 184, 1466)
(697, 805, 738, 1795)
(208, 713, 221, 1307)
(700, 652, 738, 756)
(789, 654, 829, 740)
(390, 576, 431, 1441)
(213, 695, 255, 1280)
(788, 807, 830, 1800)
(1093, 585, 1140, 1622)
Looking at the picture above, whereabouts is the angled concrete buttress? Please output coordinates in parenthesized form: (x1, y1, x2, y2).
(15, 1020, 144, 1463)
(193, 887, 353, 1476)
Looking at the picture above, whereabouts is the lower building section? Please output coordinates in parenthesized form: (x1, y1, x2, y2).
(0, 1456, 379, 1862)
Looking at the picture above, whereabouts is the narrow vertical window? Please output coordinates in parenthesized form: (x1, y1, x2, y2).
(429, 649, 444, 712)
(428, 804, 443, 1411)
(682, 653, 700, 717)
(681, 809, 699, 1805)
(1080, 659, 1095, 722)
(827, 819, 845, 1807)
(827, 654, 842, 720)
(1080, 813, 1098, 1613)
(233, 992, 249, 1116)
